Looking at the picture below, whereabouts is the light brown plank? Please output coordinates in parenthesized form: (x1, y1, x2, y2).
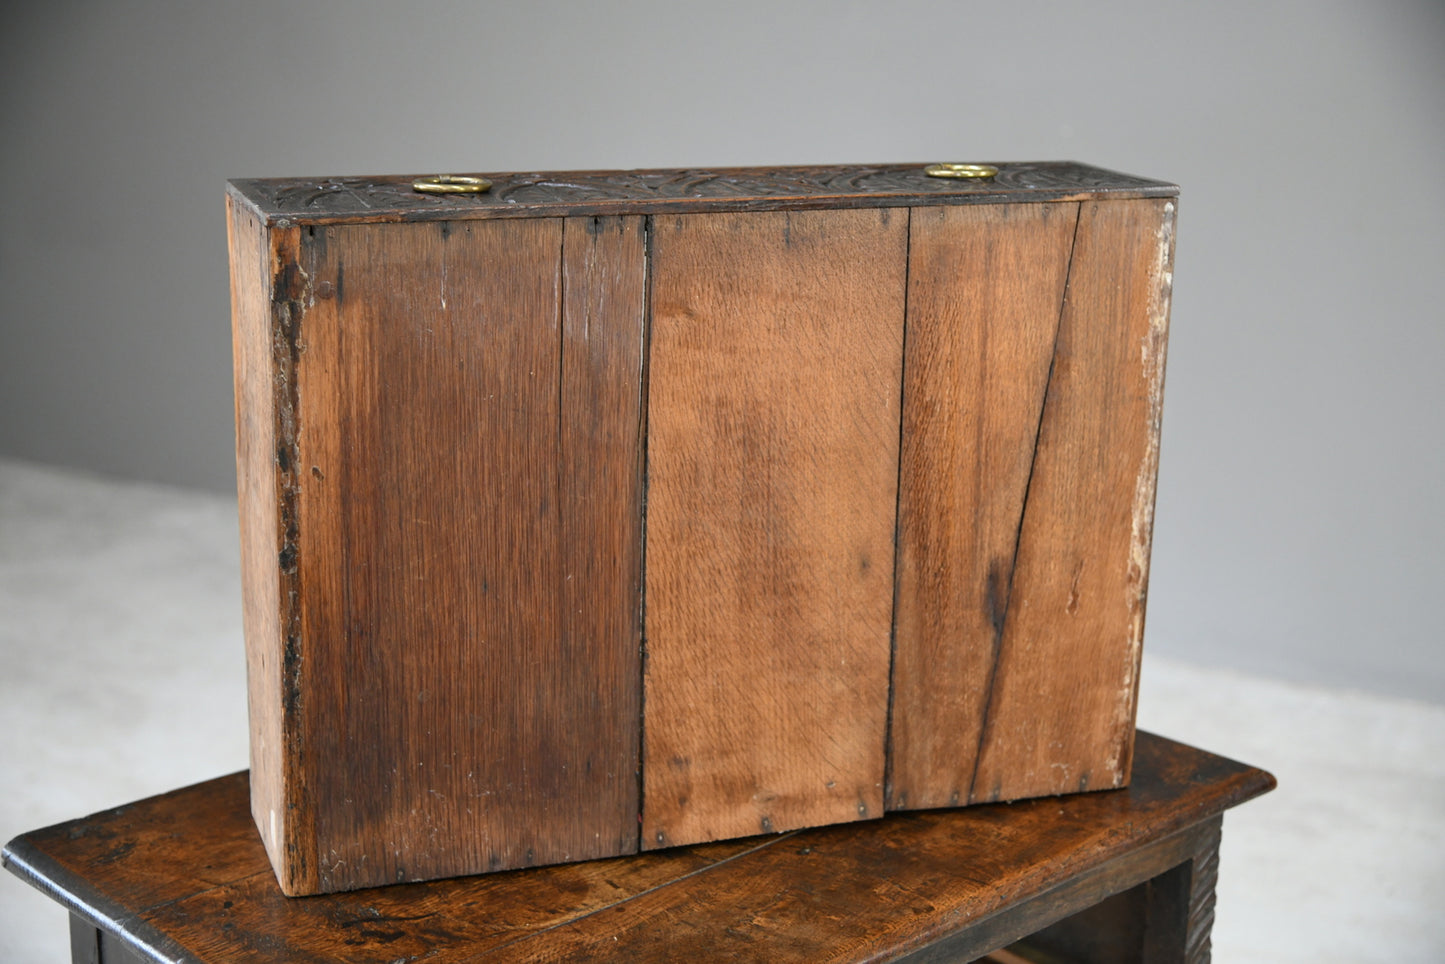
(285, 216, 645, 893)
(226, 196, 292, 884)
(888, 202, 1081, 810)
(970, 198, 1176, 802)
(643, 208, 907, 849)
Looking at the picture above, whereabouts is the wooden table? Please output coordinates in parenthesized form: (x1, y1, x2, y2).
(4, 732, 1272, 963)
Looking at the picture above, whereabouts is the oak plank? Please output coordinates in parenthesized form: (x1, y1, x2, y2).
(558, 214, 648, 860)
(643, 209, 908, 849)
(888, 202, 1081, 810)
(282, 216, 646, 894)
(295, 218, 562, 892)
(969, 198, 1176, 802)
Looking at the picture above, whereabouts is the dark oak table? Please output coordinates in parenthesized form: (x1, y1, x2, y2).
(4, 732, 1272, 963)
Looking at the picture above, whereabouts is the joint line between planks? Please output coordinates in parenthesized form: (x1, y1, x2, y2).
(882, 206, 914, 806)
(635, 215, 655, 850)
(556, 218, 568, 669)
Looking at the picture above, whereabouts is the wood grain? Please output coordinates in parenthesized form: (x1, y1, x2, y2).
(559, 214, 648, 861)
(643, 209, 908, 849)
(3, 733, 1274, 964)
(7, 771, 765, 964)
(225, 195, 296, 886)
(225, 172, 1180, 893)
(277, 215, 645, 894)
(1180, 818, 1221, 964)
(969, 198, 1177, 802)
(888, 201, 1081, 810)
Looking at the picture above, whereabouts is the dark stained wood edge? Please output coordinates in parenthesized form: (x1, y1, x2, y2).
(69, 914, 99, 964)
(270, 225, 315, 895)
(226, 162, 1178, 226)
(100, 929, 153, 964)
(3, 841, 202, 964)
(894, 819, 1219, 963)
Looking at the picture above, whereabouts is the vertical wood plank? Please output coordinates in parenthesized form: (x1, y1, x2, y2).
(559, 214, 648, 859)
(970, 198, 1176, 802)
(286, 216, 644, 893)
(226, 196, 299, 887)
(888, 202, 1080, 810)
(643, 208, 907, 849)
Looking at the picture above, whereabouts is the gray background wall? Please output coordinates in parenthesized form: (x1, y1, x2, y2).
(2, 0, 1441, 703)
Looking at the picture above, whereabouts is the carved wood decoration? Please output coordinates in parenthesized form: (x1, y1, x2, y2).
(226, 162, 1179, 894)
(230, 161, 1176, 225)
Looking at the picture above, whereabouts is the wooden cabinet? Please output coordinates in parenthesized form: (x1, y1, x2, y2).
(227, 162, 1177, 895)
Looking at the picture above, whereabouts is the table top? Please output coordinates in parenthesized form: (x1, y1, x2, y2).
(4, 731, 1272, 963)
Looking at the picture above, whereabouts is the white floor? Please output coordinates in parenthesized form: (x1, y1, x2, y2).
(0, 458, 1441, 962)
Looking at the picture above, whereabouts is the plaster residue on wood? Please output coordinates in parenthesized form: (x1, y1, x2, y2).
(1115, 200, 1177, 774)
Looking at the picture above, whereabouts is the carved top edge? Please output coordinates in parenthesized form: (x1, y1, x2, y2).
(228, 162, 1178, 224)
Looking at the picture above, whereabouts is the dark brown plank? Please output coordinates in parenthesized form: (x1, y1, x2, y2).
(559, 214, 648, 859)
(970, 199, 1177, 802)
(643, 209, 908, 849)
(227, 162, 1177, 226)
(888, 201, 1081, 810)
(285, 216, 643, 893)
